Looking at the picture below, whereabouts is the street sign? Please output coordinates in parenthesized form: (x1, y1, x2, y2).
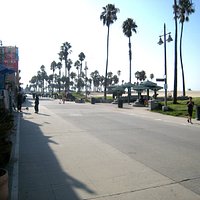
(156, 78, 165, 82)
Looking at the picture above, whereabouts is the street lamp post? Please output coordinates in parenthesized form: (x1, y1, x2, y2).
(158, 23, 173, 111)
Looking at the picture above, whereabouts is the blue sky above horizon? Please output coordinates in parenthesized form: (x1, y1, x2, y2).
(0, 0, 199, 91)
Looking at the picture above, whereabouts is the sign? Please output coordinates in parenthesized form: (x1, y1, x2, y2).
(156, 78, 165, 82)
(0, 46, 19, 72)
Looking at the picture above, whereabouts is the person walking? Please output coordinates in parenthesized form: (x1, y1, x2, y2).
(187, 96, 194, 124)
(34, 94, 39, 113)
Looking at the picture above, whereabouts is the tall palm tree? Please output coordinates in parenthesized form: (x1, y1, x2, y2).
(39, 65, 47, 94)
(74, 60, 81, 78)
(78, 52, 86, 76)
(90, 70, 100, 91)
(60, 42, 72, 91)
(173, 0, 179, 104)
(122, 18, 137, 103)
(70, 72, 77, 90)
(50, 61, 57, 95)
(66, 58, 73, 89)
(57, 62, 62, 93)
(177, 0, 195, 96)
(29, 76, 37, 92)
(100, 4, 120, 99)
(59, 42, 72, 86)
(50, 61, 57, 77)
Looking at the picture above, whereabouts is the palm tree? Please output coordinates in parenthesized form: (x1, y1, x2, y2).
(48, 74, 54, 94)
(59, 42, 72, 89)
(107, 72, 113, 86)
(112, 75, 119, 85)
(173, 0, 179, 104)
(70, 72, 77, 90)
(90, 70, 100, 91)
(100, 4, 120, 99)
(74, 60, 81, 78)
(57, 62, 62, 78)
(78, 52, 86, 76)
(122, 18, 137, 103)
(56, 62, 62, 93)
(66, 58, 73, 86)
(50, 61, 57, 95)
(177, 0, 195, 96)
(40, 65, 48, 94)
(29, 76, 37, 92)
(135, 70, 147, 82)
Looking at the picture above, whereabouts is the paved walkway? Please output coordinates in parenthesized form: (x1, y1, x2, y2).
(9, 100, 200, 200)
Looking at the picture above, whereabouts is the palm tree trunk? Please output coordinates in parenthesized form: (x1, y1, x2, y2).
(128, 37, 132, 104)
(104, 25, 110, 100)
(129, 37, 132, 83)
(52, 71, 54, 97)
(173, 0, 178, 104)
(180, 22, 186, 96)
(68, 69, 70, 91)
(43, 79, 45, 95)
(65, 60, 67, 91)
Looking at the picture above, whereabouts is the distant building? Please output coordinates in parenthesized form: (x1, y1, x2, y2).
(0, 45, 19, 111)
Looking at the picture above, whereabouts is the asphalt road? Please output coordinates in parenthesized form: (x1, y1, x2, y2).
(42, 99, 200, 196)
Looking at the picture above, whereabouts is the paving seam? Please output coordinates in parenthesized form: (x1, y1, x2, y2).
(81, 180, 199, 200)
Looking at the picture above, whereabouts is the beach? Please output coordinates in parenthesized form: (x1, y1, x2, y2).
(91, 90, 200, 98)
(157, 90, 200, 98)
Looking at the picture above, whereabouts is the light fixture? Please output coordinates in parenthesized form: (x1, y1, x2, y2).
(167, 34, 173, 42)
(158, 37, 163, 45)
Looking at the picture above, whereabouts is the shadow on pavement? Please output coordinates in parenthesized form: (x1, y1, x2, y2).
(18, 112, 96, 200)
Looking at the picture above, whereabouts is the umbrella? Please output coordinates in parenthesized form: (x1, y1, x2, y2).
(132, 84, 147, 92)
(121, 82, 135, 89)
(140, 80, 163, 91)
(140, 80, 157, 87)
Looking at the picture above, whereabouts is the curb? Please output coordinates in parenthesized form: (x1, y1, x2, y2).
(10, 113, 20, 200)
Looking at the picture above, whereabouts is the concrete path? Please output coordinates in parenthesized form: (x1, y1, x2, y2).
(10, 100, 200, 200)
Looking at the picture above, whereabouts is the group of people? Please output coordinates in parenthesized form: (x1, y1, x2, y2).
(16, 92, 195, 122)
(16, 92, 39, 113)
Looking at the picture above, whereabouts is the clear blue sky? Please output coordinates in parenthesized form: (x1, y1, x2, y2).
(1, 0, 199, 91)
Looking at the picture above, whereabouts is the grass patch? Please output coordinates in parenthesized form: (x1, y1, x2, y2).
(153, 97, 200, 118)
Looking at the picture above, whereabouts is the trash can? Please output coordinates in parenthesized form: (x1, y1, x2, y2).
(118, 98, 123, 108)
(196, 105, 200, 120)
(148, 100, 159, 110)
(91, 97, 95, 104)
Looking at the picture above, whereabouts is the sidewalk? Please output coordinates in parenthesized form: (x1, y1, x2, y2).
(99, 102, 200, 127)
(10, 101, 200, 200)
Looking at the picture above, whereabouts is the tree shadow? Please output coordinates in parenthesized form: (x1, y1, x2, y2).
(17, 114, 96, 199)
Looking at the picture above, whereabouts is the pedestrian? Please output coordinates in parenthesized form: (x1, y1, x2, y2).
(187, 96, 194, 124)
(17, 92, 23, 112)
(34, 94, 39, 113)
